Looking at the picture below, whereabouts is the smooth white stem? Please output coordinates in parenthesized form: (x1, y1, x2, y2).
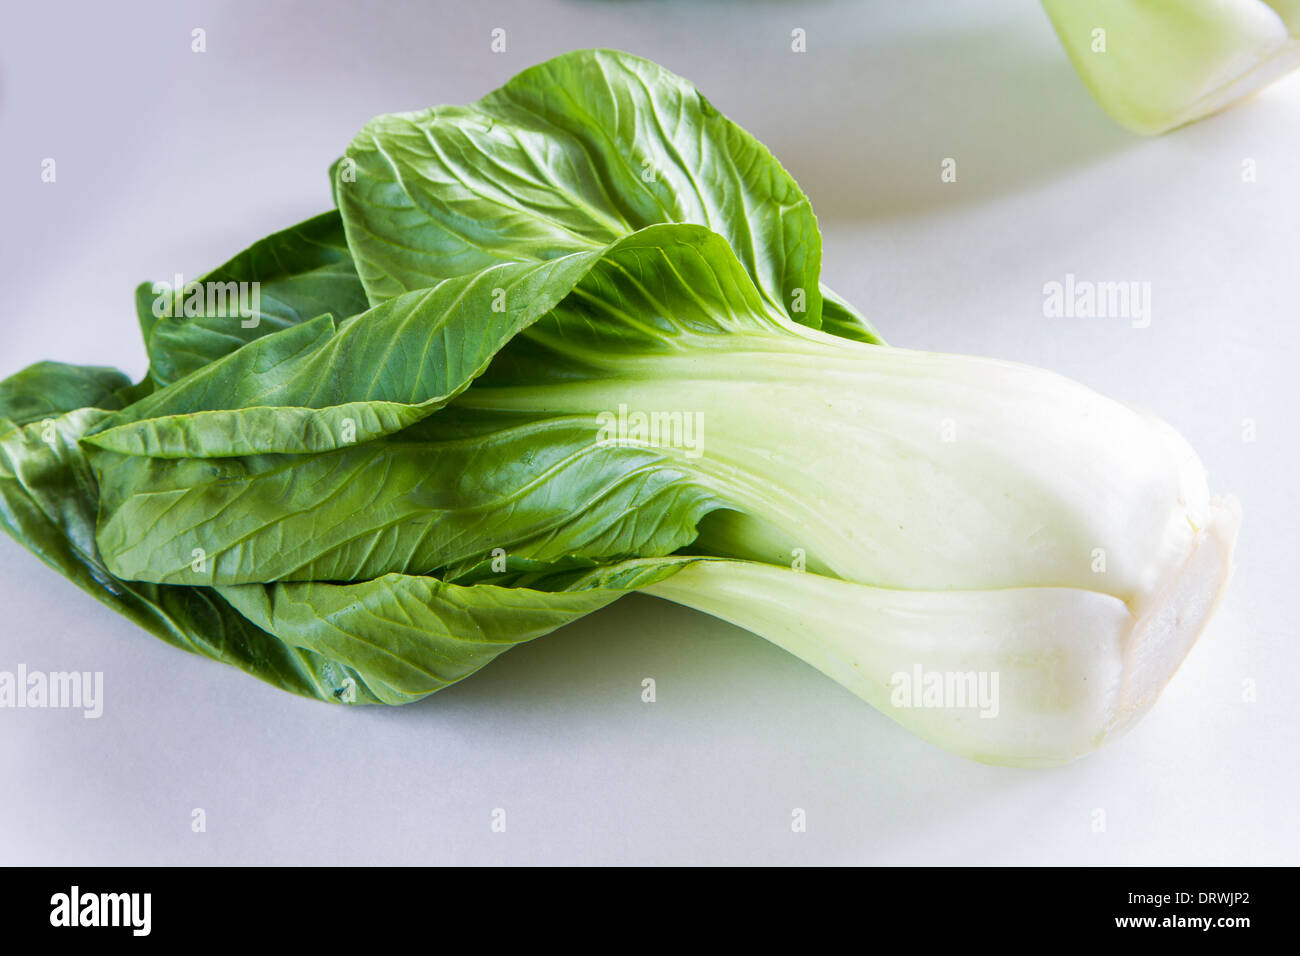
(644, 497, 1239, 766)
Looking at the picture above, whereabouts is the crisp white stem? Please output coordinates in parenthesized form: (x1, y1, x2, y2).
(465, 334, 1215, 613)
(461, 325, 1239, 763)
(1043, 0, 1300, 134)
(644, 498, 1239, 766)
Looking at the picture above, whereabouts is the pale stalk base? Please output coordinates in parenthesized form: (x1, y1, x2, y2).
(1105, 496, 1242, 744)
(1165, 41, 1300, 133)
(643, 497, 1241, 767)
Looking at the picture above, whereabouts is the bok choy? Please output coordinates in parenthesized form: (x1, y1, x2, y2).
(0, 50, 1238, 766)
(1043, 0, 1300, 133)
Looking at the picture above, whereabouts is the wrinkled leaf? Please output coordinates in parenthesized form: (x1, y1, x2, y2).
(143, 210, 369, 386)
(90, 225, 762, 584)
(338, 47, 882, 342)
(86, 252, 607, 459)
(220, 558, 687, 704)
(0, 386, 383, 704)
(0, 361, 132, 427)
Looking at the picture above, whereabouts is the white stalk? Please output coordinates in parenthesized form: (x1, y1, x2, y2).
(1043, 0, 1300, 134)
(644, 497, 1238, 766)
(471, 332, 1225, 612)
(463, 325, 1240, 764)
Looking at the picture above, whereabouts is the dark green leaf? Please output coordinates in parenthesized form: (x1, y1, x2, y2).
(88, 225, 769, 585)
(218, 558, 688, 704)
(0, 361, 131, 427)
(86, 251, 608, 458)
(143, 210, 369, 386)
(337, 48, 883, 343)
(0, 405, 384, 704)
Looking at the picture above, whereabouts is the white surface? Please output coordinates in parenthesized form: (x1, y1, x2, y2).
(1, 0, 1295, 865)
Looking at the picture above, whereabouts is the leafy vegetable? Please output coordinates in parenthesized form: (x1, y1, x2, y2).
(142, 210, 369, 386)
(1043, 0, 1300, 134)
(84, 252, 616, 459)
(219, 558, 688, 705)
(0, 361, 132, 425)
(0, 49, 1238, 766)
(0, 368, 383, 703)
(335, 48, 881, 343)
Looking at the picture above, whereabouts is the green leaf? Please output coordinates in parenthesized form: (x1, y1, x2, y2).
(91, 409, 722, 584)
(218, 558, 688, 704)
(0, 402, 384, 704)
(143, 210, 369, 386)
(134, 281, 162, 352)
(0, 361, 131, 427)
(88, 225, 768, 585)
(337, 47, 882, 342)
(85, 251, 609, 459)
(818, 284, 885, 344)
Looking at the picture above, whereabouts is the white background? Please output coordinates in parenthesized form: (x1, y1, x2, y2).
(1, 0, 1295, 864)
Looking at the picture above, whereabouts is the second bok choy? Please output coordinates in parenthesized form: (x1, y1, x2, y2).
(1043, 0, 1300, 133)
(0, 50, 1239, 766)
